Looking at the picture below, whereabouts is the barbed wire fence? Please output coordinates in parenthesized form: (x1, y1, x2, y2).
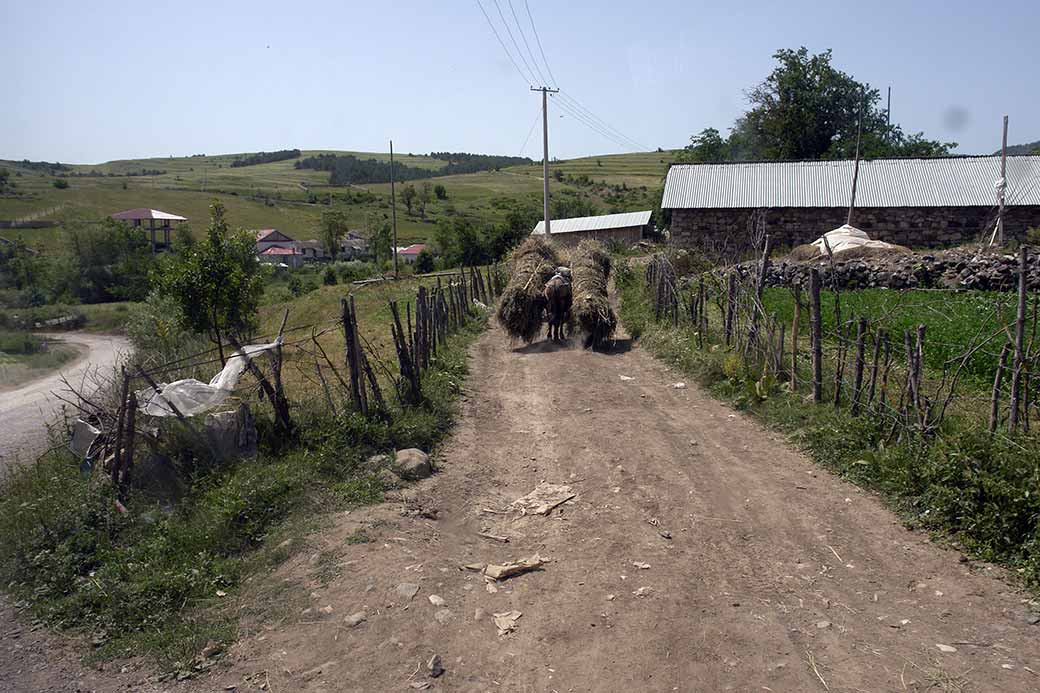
(643, 239, 1037, 445)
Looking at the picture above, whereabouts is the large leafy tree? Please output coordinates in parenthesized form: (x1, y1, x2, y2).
(678, 47, 955, 163)
(159, 203, 264, 364)
(320, 208, 350, 260)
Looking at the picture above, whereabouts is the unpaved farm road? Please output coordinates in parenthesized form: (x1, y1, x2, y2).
(0, 332, 129, 471)
(4, 323, 1040, 692)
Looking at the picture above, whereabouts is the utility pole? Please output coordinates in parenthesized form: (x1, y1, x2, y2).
(390, 139, 399, 278)
(996, 115, 1009, 246)
(531, 86, 559, 236)
(847, 91, 866, 226)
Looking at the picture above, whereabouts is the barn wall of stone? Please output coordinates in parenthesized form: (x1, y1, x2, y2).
(669, 205, 1040, 250)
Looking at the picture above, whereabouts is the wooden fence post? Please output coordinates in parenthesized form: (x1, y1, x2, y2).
(725, 272, 737, 346)
(1009, 245, 1028, 433)
(119, 391, 137, 500)
(851, 316, 867, 416)
(790, 284, 801, 392)
(341, 298, 363, 413)
(809, 268, 823, 403)
(990, 343, 1011, 433)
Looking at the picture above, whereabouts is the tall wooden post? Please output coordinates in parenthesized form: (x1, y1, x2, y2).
(809, 269, 823, 403)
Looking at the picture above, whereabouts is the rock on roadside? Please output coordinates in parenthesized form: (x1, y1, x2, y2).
(393, 449, 433, 480)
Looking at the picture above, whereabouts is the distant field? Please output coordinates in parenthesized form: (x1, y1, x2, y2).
(0, 148, 671, 251)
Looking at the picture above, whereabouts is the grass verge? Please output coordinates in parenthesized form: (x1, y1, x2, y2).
(0, 314, 485, 673)
(618, 265, 1040, 589)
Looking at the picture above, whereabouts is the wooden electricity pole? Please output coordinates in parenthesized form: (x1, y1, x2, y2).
(531, 86, 559, 237)
(997, 115, 1009, 246)
(390, 139, 399, 278)
(847, 91, 866, 226)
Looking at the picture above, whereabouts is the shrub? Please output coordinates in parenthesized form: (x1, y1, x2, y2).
(414, 249, 435, 274)
(52, 178, 69, 189)
(322, 266, 338, 286)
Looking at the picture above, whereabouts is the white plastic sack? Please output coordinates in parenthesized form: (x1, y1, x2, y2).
(810, 224, 901, 256)
(137, 339, 282, 417)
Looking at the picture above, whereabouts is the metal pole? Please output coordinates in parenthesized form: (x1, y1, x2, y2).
(847, 91, 866, 227)
(532, 86, 558, 237)
(390, 139, 399, 278)
(997, 115, 1009, 246)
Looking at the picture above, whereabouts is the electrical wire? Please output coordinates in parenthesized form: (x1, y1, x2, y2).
(492, 0, 539, 84)
(475, 0, 532, 85)
(519, 107, 542, 157)
(524, 0, 558, 87)
(552, 95, 642, 151)
(558, 90, 649, 150)
(507, 0, 549, 87)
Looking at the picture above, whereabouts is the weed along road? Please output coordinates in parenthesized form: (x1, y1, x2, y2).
(173, 322, 1040, 692)
(0, 332, 129, 471)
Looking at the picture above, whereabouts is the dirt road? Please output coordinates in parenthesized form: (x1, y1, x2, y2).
(0, 332, 129, 470)
(4, 323, 1040, 691)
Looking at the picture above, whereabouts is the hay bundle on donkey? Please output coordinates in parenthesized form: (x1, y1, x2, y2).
(571, 240, 617, 349)
(496, 237, 560, 342)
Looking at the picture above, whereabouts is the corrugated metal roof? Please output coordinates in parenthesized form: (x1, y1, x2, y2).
(661, 156, 1040, 209)
(531, 210, 653, 235)
(111, 208, 188, 221)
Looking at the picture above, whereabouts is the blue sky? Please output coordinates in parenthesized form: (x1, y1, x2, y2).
(2, 0, 1037, 163)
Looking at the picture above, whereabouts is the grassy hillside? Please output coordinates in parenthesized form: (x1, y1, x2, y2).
(0, 148, 667, 251)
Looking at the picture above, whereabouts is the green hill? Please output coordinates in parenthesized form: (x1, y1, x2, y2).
(0, 149, 669, 251)
(992, 141, 1040, 156)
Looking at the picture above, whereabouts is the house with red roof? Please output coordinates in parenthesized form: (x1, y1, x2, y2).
(395, 243, 427, 264)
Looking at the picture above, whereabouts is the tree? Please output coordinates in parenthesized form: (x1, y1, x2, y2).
(400, 184, 417, 215)
(681, 47, 954, 162)
(320, 208, 350, 260)
(0, 167, 8, 191)
(418, 182, 432, 219)
(414, 249, 435, 274)
(158, 203, 264, 365)
(675, 128, 727, 163)
(367, 215, 393, 266)
(434, 183, 447, 200)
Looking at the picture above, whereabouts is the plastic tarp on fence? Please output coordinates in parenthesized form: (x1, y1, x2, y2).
(136, 339, 282, 417)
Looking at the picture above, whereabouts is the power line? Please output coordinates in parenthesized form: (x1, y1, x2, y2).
(475, 0, 531, 85)
(524, 0, 558, 87)
(558, 90, 648, 150)
(492, 0, 539, 84)
(552, 95, 642, 151)
(519, 107, 542, 157)
(507, 0, 549, 87)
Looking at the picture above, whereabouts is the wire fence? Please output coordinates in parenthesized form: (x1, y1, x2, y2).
(644, 239, 1037, 445)
(59, 264, 506, 502)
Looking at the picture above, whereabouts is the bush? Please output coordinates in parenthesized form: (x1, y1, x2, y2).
(322, 266, 338, 286)
(334, 260, 377, 284)
(414, 249, 435, 274)
(0, 331, 43, 355)
(52, 178, 69, 189)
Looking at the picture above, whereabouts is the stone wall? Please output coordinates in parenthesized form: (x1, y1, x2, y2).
(670, 205, 1040, 251)
(726, 248, 1040, 292)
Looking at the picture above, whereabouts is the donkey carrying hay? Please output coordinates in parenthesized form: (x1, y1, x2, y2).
(571, 240, 617, 349)
(496, 237, 561, 342)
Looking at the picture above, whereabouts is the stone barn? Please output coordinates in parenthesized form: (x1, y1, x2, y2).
(531, 210, 652, 247)
(662, 155, 1040, 251)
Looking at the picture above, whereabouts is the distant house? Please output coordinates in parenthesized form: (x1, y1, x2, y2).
(258, 245, 303, 268)
(110, 207, 188, 251)
(340, 231, 370, 260)
(396, 243, 427, 264)
(531, 210, 653, 247)
(255, 228, 296, 253)
(295, 240, 326, 261)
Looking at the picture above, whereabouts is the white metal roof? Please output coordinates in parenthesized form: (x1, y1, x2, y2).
(661, 155, 1040, 209)
(531, 210, 653, 235)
